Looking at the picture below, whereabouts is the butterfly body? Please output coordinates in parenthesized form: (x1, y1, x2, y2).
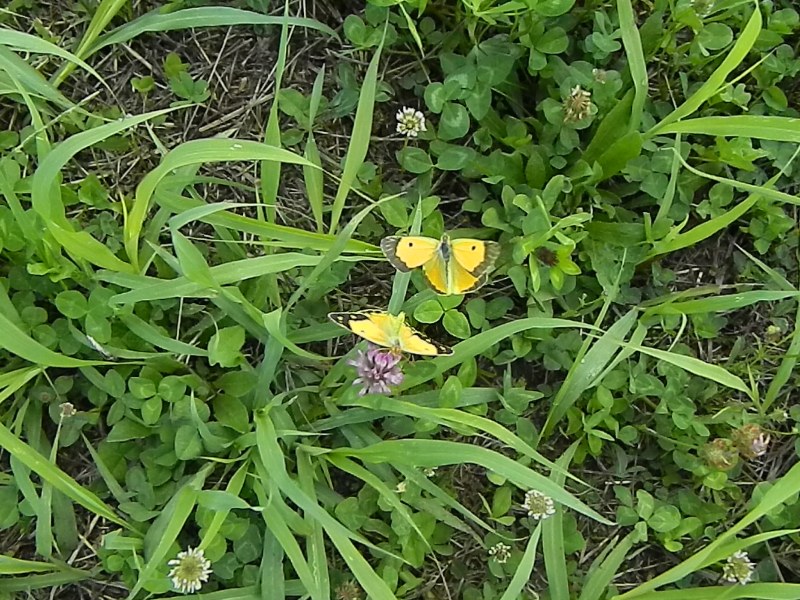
(328, 310, 452, 356)
(381, 234, 500, 295)
(439, 238, 451, 261)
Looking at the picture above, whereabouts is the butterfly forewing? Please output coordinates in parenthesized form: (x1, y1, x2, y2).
(329, 310, 451, 356)
(328, 311, 393, 349)
(381, 236, 440, 272)
(450, 239, 501, 275)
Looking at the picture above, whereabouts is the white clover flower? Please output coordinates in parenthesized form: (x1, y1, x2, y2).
(592, 68, 607, 84)
(765, 324, 782, 342)
(749, 433, 770, 457)
(488, 542, 512, 564)
(395, 480, 407, 493)
(522, 490, 556, 520)
(168, 547, 212, 594)
(396, 107, 427, 137)
(722, 551, 755, 585)
(59, 402, 76, 419)
(563, 85, 592, 123)
(691, 0, 714, 18)
(335, 579, 363, 600)
(733, 424, 771, 459)
(423, 467, 437, 477)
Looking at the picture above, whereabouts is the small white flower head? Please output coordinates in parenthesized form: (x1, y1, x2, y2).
(423, 467, 437, 477)
(522, 490, 556, 520)
(396, 107, 427, 137)
(592, 68, 607, 84)
(59, 402, 76, 420)
(563, 85, 593, 123)
(691, 0, 714, 18)
(722, 551, 755, 585)
(750, 433, 770, 458)
(335, 579, 363, 600)
(765, 324, 782, 343)
(488, 542, 512, 564)
(168, 547, 212, 594)
(395, 480, 407, 494)
(733, 424, 770, 459)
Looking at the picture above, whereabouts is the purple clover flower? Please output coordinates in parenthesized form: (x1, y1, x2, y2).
(348, 344, 404, 396)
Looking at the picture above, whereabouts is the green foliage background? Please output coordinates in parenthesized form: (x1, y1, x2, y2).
(0, 0, 799, 598)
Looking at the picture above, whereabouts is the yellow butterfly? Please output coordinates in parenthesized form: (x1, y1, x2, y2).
(328, 310, 453, 356)
(381, 234, 500, 295)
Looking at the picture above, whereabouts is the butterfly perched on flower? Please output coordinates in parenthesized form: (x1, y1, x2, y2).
(380, 233, 500, 296)
(328, 310, 452, 356)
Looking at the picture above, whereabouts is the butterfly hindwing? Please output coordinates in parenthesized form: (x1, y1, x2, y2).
(381, 236, 440, 272)
(448, 260, 486, 295)
(398, 323, 453, 356)
(422, 252, 449, 294)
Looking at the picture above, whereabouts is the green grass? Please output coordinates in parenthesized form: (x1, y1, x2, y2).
(1, 0, 799, 598)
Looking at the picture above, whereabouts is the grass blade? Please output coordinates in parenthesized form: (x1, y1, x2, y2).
(156, 193, 378, 253)
(296, 451, 330, 600)
(87, 7, 336, 57)
(579, 530, 643, 600)
(616, 0, 647, 131)
(0, 556, 72, 574)
(128, 140, 315, 270)
(0, 311, 107, 368)
(0, 28, 105, 87)
(627, 342, 751, 396)
(645, 192, 760, 261)
(543, 444, 577, 600)
(287, 195, 389, 308)
(254, 411, 398, 600)
(336, 439, 611, 524)
(0, 569, 92, 592)
(620, 583, 800, 600)
(52, 0, 127, 86)
(0, 366, 42, 405)
(259, 0, 290, 225)
(128, 467, 210, 599)
(657, 115, 800, 143)
(199, 463, 248, 552)
(645, 291, 800, 316)
(544, 310, 637, 436)
(400, 318, 598, 390)
(0, 420, 129, 528)
(347, 395, 583, 484)
(762, 298, 800, 413)
(328, 36, 383, 233)
(673, 151, 799, 206)
(304, 68, 327, 232)
(31, 107, 179, 273)
(0, 46, 75, 112)
(500, 524, 542, 600)
(260, 528, 286, 600)
(648, 5, 762, 135)
(616, 461, 800, 598)
(251, 464, 323, 600)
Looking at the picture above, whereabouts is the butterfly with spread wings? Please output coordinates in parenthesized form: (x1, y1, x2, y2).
(381, 234, 500, 295)
(328, 310, 452, 356)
